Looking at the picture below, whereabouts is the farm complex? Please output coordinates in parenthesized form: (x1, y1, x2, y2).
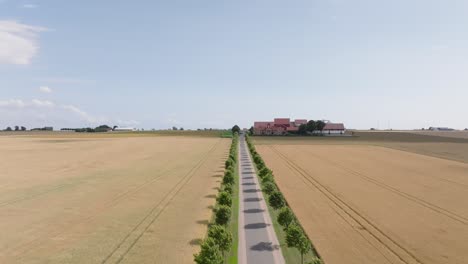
(0, 134, 229, 263)
(254, 134, 468, 264)
(253, 118, 345, 135)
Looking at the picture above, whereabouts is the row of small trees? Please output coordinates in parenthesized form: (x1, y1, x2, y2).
(246, 135, 322, 264)
(3, 126, 27, 131)
(194, 133, 239, 264)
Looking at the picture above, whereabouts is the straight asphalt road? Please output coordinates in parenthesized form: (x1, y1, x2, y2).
(238, 134, 285, 264)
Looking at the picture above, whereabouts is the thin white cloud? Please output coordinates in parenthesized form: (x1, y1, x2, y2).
(39, 86, 52, 93)
(22, 4, 37, 8)
(35, 77, 95, 84)
(0, 99, 26, 108)
(31, 99, 54, 107)
(0, 20, 47, 65)
(0, 98, 138, 127)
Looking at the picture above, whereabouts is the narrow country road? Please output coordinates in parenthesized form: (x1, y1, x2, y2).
(238, 133, 285, 264)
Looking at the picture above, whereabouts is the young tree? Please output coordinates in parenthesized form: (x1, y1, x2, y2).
(307, 257, 323, 264)
(306, 120, 317, 133)
(223, 183, 233, 194)
(248, 126, 254, 135)
(298, 124, 307, 135)
(277, 207, 294, 229)
(231, 125, 240, 134)
(261, 174, 274, 185)
(263, 182, 277, 195)
(316, 120, 326, 133)
(268, 191, 285, 210)
(5, 127, 12, 131)
(14, 126, 19, 131)
(207, 225, 232, 258)
(217, 191, 232, 207)
(20, 126, 26, 131)
(225, 158, 234, 169)
(223, 171, 235, 185)
(194, 237, 223, 264)
(215, 205, 231, 226)
(258, 167, 271, 178)
(286, 224, 310, 264)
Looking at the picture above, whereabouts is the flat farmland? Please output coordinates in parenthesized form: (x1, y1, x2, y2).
(256, 143, 468, 264)
(0, 135, 229, 264)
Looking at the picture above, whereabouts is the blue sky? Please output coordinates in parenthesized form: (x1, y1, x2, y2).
(1, 0, 468, 130)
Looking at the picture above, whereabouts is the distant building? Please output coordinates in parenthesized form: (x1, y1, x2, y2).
(31, 127, 53, 131)
(254, 118, 307, 135)
(253, 118, 345, 136)
(322, 123, 346, 135)
(113, 127, 136, 132)
(428, 127, 454, 131)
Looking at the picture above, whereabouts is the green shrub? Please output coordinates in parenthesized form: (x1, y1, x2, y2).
(207, 225, 232, 258)
(225, 159, 233, 169)
(258, 167, 272, 178)
(223, 183, 233, 194)
(217, 191, 232, 207)
(261, 174, 274, 185)
(223, 172, 235, 185)
(268, 191, 285, 210)
(278, 207, 295, 229)
(263, 181, 277, 195)
(215, 205, 231, 226)
(194, 237, 223, 264)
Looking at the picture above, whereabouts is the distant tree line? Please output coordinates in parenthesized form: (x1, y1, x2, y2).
(3, 126, 28, 131)
(61, 125, 113, 133)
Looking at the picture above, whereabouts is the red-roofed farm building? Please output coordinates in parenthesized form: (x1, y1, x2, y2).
(253, 118, 345, 136)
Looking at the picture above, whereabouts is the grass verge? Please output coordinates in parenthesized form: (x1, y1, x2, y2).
(227, 159, 239, 264)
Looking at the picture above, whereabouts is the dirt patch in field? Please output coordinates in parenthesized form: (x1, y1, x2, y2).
(0, 136, 229, 264)
(257, 144, 468, 264)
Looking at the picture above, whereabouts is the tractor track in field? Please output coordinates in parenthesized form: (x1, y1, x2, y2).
(101, 139, 223, 264)
(268, 146, 424, 264)
(300, 148, 468, 225)
(369, 145, 468, 190)
(9, 161, 178, 257)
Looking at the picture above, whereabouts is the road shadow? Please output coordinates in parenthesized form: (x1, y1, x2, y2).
(205, 194, 217, 198)
(242, 171, 255, 175)
(196, 219, 209, 226)
(242, 182, 256, 186)
(250, 242, 280, 252)
(207, 205, 215, 210)
(211, 174, 222, 178)
(243, 208, 265, 214)
(243, 176, 254, 180)
(189, 238, 203, 246)
(244, 197, 262, 202)
(244, 222, 270, 229)
(243, 189, 261, 193)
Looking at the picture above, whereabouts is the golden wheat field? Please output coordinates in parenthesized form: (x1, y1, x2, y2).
(255, 135, 468, 264)
(0, 134, 229, 264)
